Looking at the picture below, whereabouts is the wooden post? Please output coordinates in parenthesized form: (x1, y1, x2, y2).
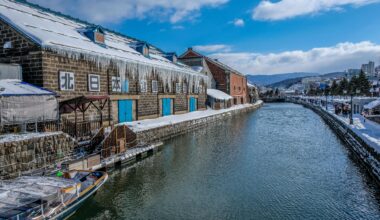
(74, 109, 77, 138)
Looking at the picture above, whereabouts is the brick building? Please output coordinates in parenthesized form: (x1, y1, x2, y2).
(0, 0, 207, 138)
(179, 48, 248, 105)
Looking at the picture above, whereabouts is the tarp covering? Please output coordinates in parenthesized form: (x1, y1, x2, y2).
(0, 80, 57, 125)
(0, 95, 58, 125)
(0, 79, 54, 96)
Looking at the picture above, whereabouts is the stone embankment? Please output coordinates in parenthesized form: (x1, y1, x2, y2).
(0, 132, 76, 179)
(290, 99, 380, 184)
(0, 102, 263, 179)
(134, 102, 263, 144)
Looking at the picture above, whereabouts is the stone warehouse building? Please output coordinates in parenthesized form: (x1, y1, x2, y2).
(0, 0, 207, 138)
(179, 48, 248, 105)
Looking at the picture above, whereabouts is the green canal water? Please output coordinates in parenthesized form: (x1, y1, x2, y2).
(72, 103, 380, 220)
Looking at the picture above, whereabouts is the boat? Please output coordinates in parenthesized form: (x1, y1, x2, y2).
(0, 170, 108, 220)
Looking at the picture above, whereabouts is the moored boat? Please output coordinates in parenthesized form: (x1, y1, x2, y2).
(0, 170, 108, 220)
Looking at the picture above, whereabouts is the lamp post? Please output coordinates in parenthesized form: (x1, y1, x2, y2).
(343, 90, 348, 118)
(349, 89, 361, 125)
(350, 92, 353, 125)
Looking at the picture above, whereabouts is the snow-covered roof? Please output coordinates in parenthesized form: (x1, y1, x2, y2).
(364, 99, 380, 110)
(0, 0, 205, 79)
(207, 89, 233, 100)
(247, 83, 256, 88)
(191, 66, 204, 73)
(0, 79, 55, 96)
(180, 49, 245, 76)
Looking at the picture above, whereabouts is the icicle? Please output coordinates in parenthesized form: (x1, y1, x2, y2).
(45, 45, 208, 92)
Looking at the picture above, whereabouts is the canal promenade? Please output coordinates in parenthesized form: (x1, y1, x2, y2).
(122, 101, 263, 144)
(288, 97, 380, 184)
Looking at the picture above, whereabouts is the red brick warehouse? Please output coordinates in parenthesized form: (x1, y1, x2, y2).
(179, 48, 248, 105)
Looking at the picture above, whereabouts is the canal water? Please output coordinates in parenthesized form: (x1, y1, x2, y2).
(73, 103, 380, 220)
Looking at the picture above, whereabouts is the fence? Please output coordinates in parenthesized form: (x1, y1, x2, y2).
(61, 118, 105, 141)
(0, 120, 59, 134)
(100, 125, 137, 158)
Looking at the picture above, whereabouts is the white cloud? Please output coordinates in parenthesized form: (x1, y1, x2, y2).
(253, 0, 380, 21)
(209, 41, 380, 75)
(28, 0, 229, 24)
(233, 18, 245, 27)
(193, 44, 232, 53)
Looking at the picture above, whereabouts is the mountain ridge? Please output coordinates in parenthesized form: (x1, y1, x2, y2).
(247, 72, 319, 86)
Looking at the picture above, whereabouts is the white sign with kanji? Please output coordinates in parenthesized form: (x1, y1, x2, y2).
(59, 71, 75, 91)
(88, 74, 100, 92)
(112, 76, 122, 92)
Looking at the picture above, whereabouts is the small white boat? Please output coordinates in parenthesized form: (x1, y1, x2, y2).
(0, 170, 108, 220)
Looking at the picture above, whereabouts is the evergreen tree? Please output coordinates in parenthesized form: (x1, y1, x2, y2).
(357, 70, 371, 95)
(338, 78, 349, 95)
(349, 75, 358, 93)
(324, 86, 331, 96)
(330, 80, 338, 95)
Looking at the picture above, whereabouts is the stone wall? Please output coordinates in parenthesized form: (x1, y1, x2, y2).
(0, 132, 76, 179)
(135, 102, 263, 144)
(293, 100, 380, 185)
(42, 52, 111, 122)
(0, 20, 44, 86)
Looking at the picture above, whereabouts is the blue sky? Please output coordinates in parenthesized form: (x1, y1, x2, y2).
(28, 0, 380, 75)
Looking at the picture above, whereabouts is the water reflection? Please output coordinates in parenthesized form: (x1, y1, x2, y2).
(72, 103, 380, 220)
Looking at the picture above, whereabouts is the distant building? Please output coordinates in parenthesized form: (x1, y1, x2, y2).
(288, 83, 305, 95)
(345, 69, 361, 78)
(361, 61, 375, 77)
(301, 77, 322, 91)
(375, 66, 380, 77)
(247, 83, 259, 103)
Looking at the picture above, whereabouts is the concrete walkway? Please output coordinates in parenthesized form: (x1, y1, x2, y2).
(122, 101, 263, 132)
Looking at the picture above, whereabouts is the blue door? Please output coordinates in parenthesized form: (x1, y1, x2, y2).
(118, 100, 133, 122)
(189, 97, 197, 112)
(162, 98, 172, 116)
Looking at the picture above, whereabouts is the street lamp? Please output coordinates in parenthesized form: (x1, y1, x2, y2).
(349, 89, 361, 125)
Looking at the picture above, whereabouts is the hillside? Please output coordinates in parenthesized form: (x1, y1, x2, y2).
(267, 71, 347, 88)
(247, 72, 318, 86)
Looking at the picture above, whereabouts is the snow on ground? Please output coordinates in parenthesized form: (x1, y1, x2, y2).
(330, 112, 380, 153)
(122, 101, 263, 132)
(318, 102, 380, 153)
(0, 132, 63, 143)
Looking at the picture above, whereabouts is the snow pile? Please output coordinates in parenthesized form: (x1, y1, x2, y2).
(0, 79, 54, 96)
(0, 132, 63, 143)
(207, 89, 232, 100)
(122, 101, 262, 132)
(0, 0, 207, 92)
(364, 99, 380, 110)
